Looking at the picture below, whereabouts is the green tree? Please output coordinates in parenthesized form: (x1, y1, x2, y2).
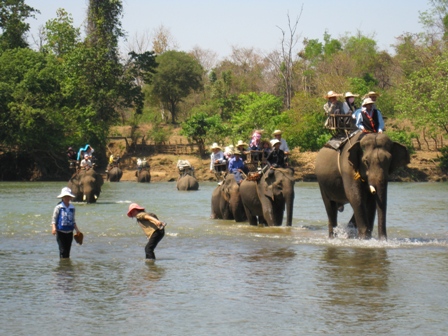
(278, 92, 329, 151)
(151, 50, 203, 124)
(41, 8, 80, 56)
(0, 0, 39, 51)
(181, 111, 228, 156)
(230, 92, 283, 140)
(395, 51, 448, 135)
(0, 48, 70, 178)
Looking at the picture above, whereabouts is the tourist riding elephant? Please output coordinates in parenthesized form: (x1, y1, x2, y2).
(211, 174, 246, 222)
(68, 168, 104, 203)
(239, 167, 295, 226)
(135, 169, 151, 183)
(315, 132, 410, 240)
(177, 174, 199, 190)
(107, 166, 122, 182)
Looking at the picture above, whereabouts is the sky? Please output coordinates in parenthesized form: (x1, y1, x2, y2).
(25, 0, 429, 59)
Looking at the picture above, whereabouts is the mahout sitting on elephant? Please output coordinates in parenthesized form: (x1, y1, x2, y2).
(239, 166, 295, 226)
(107, 166, 123, 182)
(315, 132, 410, 240)
(68, 166, 104, 203)
(177, 160, 198, 190)
(135, 157, 151, 183)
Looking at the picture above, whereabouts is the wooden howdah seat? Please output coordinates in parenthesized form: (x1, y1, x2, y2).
(245, 150, 267, 172)
(325, 114, 357, 136)
(213, 162, 227, 182)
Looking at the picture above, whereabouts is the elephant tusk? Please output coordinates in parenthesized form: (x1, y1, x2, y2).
(94, 195, 98, 200)
(369, 185, 376, 194)
(83, 194, 86, 201)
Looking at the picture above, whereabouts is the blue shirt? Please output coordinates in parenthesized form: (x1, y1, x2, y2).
(228, 157, 245, 173)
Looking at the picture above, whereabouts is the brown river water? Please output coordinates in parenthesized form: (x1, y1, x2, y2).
(0, 181, 447, 335)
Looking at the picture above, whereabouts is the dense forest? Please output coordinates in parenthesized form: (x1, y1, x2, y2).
(0, 0, 447, 181)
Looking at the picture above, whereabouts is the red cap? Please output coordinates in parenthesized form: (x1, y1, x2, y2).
(127, 203, 145, 217)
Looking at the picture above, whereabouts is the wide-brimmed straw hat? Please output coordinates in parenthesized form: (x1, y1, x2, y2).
(367, 91, 380, 97)
(236, 140, 248, 148)
(324, 91, 342, 99)
(362, 97, 375, 106)
(210, 142, 221, 150)
(57, 187, 75, 198)
(272, 130, 282, 136)
(270, 139, 281, 147)
(127, 203, 145, 217)
(344, 92, 359, 98)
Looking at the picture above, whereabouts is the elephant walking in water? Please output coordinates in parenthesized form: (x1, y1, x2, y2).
(211, 174, 246, 222)
(68, 168, 104, 203)
(107, 166, 122, 182)
(136, 169, 151, 183)
(315, 132, 410, 240)
(239, 167, 295, 226)
(176, 160, 198, 190)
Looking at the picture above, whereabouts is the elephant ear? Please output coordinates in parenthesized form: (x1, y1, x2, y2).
(389, 142, 411, 174)
(347, 141, 362, 171)
(260, 172, 274, 200)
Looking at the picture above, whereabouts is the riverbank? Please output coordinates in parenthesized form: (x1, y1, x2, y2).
(115, 148, 446, 183)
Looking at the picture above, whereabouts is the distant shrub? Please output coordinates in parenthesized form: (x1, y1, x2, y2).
(439, 146, 448, 173)
(387, 130, 415, 154)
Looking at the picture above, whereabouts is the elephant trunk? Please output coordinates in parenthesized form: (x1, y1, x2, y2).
(375, 185, 388, 240)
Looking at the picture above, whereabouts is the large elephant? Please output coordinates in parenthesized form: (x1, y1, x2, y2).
(177, 174, 199, 190)
(68, 168, 104, 203)
(315, 132, 410, 240)
(211, 174, 246, 222)
(107, 166, 122, 182)
(239, 168, 295, 226)
(135, 169, 151, 183)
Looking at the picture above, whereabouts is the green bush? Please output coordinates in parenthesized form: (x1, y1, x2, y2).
(386, 130, 415, 154)
(439, 146, 448, 172)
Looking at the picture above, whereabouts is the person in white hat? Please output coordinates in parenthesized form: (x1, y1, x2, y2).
(266, 138, 287, 168)
(51, 187, 82, 259)
(323, 91, 344, 115)
(271, 130, 290, 155)
(209, 142, 226, 176)
(355, 98, 385, 133)
(342, 92, 359, 114)
(80, 154, 92, 169)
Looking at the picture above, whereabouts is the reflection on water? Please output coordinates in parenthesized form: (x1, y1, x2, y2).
(0, 182, 447, 335)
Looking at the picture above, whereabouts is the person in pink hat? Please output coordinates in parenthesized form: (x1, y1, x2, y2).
(127, 203, 166, 261)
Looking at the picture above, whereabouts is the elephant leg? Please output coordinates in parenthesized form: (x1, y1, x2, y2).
(348, 214, 357, 228)
(258, 215, 267, 226)
(323, 198, 339, 238)
(243, 204, 258, 226)
(273, 199, 285, 226)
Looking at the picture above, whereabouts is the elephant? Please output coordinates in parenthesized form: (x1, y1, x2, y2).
(177, 174, 199, 190)
(315, 132, 410, 240)
(210, 174, 246, 222)
(135, 169, 151, 183)
(107, 166, 122, 182)
(239, 167, 295, 226)
(68, 168, 104, 203)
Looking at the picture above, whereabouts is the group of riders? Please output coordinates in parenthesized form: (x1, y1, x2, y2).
(66, 91, 383, 180)
(210, 90, 385, 185)
(209, 129, 291, 184)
